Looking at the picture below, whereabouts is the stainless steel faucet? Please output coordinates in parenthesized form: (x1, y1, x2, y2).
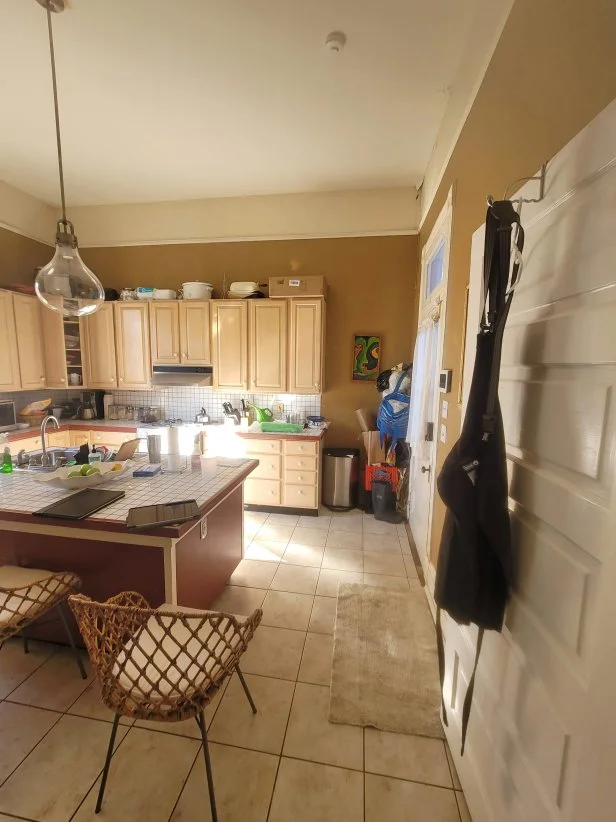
(40, 415, 60, 467)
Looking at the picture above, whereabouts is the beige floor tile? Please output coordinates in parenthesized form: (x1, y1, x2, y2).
(284, 683, 363, 770)
(244, 519, 263, 539)
(316, 568, 363, 597)
(230, 559, 278, 589)
(322, 548, 364, 572)
(67, 681, 133, 726)
(445, 743, 462, 789)
(135, 678, 229, 738)
(363, 551, 407, 577)
(365, 729, 452, 787)
(328, 515, 363, 533)
(363, 517, 399, 535)
(282, 543, 324, 567)
(72, 727, 198, 822)
(290, 526, 328, 547)
(258, 523, 294, 543)
(0, 714, 129, 822)
(404, 554, 420, 579)
(362, 532, 403, 552)
(309, 596, 337, 634)
(398, 533, 412, 554)
(267, 513, 300, 526)
(241, 625, 306, 680)
(298, 514, 330, 529)
(170, 742, 278, 822)
(261, 590, 314, 630)
(365, 774, 460, 822)
(363, 573, 410, 591)
(456, 791, 472, 822)
(243, 538, 288, 562)
(244, 512, 269, 525)
(0, 638, 57, 700)
(209, 674, 294, 754)
(210, 585, 266, 615)
(270, 564, 319, 595)
(298, 632, 333, 686)
(8, 646, 92, 711)
(0, 702, 60, 783)
(326, 530, 363, 549)
(269, 757, 363, 822)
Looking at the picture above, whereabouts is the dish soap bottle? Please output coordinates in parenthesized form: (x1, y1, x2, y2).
(1, 446, 13, 474)
(88, 446, 102, 465)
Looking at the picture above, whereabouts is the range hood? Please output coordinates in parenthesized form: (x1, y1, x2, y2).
(151, 365, 213, 387)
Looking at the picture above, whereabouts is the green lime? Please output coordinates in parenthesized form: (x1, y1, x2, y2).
(80, 465, 90, 476)
(67, 471, 81, 478)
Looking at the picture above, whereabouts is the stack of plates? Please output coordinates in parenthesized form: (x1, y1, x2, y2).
(228, 281, 260, 299)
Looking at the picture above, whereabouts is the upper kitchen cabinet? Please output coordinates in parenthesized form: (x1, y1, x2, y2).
(179, 301, 211, 365)
(249, 299, 288, 392)
(149, 301, 212, 366)
(82, 303, 118, 389)
(0, 290, 21, 391)
(288, 298, 325, 394)
(12, 293, 46, 390)
(114, 302, 151, 389)
(40, 296, 86, 389)
(211, 301, 248, 390)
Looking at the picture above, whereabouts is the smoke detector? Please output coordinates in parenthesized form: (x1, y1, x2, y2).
(325, 31, 347, 53)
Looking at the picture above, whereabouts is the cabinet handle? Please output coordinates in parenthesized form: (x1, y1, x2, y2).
(119, 377, 123, 382)
(172, 352, 177, 357)
(60, 378, 65, 383)
(40, 376, 45, 381)
(269, 490, 275, 496)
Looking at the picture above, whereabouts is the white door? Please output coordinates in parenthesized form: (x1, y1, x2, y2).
(408, 191, 452, 576)
(443, 99, 616, 822)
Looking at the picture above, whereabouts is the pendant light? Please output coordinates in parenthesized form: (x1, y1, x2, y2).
(34, 0, 104, 317)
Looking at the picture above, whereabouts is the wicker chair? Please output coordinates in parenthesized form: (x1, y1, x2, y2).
(0, 565, 86, 678)
(69, 591, 262, 821)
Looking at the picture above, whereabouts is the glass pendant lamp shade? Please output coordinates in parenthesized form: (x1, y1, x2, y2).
(35, 219, 104, 317)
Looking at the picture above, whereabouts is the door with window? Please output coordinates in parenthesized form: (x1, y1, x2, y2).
(407, 193, 452, 574)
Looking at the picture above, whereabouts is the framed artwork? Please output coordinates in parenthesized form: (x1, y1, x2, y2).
(353, 334, 381, 381)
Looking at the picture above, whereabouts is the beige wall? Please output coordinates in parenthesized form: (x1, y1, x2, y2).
(0, 226, 50, 287)
(81, 235, 418, 447)
(421, 0, 616, 564)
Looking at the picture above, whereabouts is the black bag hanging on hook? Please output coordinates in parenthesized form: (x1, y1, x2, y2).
(434, 199, 524, 754)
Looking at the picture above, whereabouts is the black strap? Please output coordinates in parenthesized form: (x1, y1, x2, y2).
(460, 627, 484, 755)
(436, 607, 448, 728)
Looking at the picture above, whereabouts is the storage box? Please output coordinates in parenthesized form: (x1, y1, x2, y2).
(269, 275, 326, 298)
(361, 430, 386, 464)
(355, 407, 377, 433)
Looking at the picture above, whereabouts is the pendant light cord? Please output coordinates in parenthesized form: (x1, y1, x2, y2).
(46, 4, 67, 225)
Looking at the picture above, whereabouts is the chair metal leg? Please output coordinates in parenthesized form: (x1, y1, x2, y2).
(56, 603, 87, 679)
(235, 665, 257, 714)
(96, 714, 120, 814)
(197, 712, 218, 822)
(22, 630, 29, 654)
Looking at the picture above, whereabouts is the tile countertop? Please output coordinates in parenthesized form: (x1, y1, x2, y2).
(2, 419, 139, 440)
(236, 422, 329, 441)
(0, 458, 257, 528)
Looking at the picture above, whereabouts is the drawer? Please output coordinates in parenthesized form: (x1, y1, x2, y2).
(284, 470, 318, 487)
(285, 455, 318, 472)
(283, 440, 318, 457)
(242, 438, 282, 456)
(90, 430, 134, 447)
(48, 431, 71, 447)
(12, 436, 42, 453)
(283, 483, 318, 509)
(251, 455, 282, 480)
(244, 478, 281, 506)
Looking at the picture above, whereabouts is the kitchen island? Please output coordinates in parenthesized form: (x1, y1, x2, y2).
(0, 458, 257, 644)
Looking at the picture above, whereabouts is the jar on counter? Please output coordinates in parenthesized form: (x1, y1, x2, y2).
(120, 288, 137, 301)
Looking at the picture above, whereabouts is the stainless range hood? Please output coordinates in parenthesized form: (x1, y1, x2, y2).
(151, 365, 213, 387)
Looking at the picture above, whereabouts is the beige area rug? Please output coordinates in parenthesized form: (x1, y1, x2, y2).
(329, 583, 445, 738)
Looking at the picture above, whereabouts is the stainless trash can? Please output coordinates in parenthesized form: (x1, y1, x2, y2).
(322, 448, 360, 511)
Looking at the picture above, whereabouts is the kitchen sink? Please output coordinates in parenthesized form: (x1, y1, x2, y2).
(17, 447, 79, 471)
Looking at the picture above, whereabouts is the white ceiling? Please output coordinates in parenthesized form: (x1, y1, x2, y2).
(0, 0, 481, 206)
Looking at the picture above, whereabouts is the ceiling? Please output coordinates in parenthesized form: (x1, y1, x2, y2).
(0, 0, 481, 206)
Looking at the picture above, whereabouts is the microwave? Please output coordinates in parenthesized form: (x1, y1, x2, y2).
(0, 400, 17, 432)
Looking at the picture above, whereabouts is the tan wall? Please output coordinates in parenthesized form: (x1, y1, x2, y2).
(0, 227, 51, 287)
(81, 235, 418, 447)
(421, 0, 616, 564)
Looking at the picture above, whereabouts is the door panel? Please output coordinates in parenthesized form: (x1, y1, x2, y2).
(249, 300, 287, 391)
(82, 303, 117, 389)
(40, 298, 68, 388)
(114, 303, 150, 389)
(288, 299, 324, 394)
(211, 301, 248, 390)
(13, 294, 46, 390)
(0, 291, 21, 391)
(149, 302, 180, 364)
(179, 301, 211, 365)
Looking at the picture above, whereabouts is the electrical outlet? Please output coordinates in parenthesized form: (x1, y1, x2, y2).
(442, 400, 448, 419)
(200, 517, 208, 540)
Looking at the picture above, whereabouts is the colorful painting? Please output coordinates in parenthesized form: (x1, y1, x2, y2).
(353, 335, 381, 381)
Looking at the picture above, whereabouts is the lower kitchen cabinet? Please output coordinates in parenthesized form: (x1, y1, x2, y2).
(241, 436, 321, 511)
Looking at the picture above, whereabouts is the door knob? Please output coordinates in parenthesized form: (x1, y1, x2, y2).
(420, 465, 431, 474)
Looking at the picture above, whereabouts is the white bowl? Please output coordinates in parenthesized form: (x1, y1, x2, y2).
(182, 282, 213, 300)
(33, 460, 134, 490)
(153, 289, 177, 300)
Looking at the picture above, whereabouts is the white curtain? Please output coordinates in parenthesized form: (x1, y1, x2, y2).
(406, 317, 438, 463)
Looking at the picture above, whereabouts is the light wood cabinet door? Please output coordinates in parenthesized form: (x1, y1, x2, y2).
(83, 303, 118, 389)
(150, 302, 180, 364)
(48, 431, 70, 447)
(211, 301, 248, 390)
(114, 303, 151, 389)
(13, 294, 46, 390)
(0, 291, 21, 391)
(288, 298, 324, 394)
(179, 301, 211, 365)
(40, 300, 68, 389)
(249, 300, 288, 392)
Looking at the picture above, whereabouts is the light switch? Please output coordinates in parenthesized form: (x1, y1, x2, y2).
(440, 424, 447, 444)
(442, 400, 448, 419)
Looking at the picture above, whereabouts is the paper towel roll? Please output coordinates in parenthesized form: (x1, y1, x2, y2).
(167, 426, 180, 455)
